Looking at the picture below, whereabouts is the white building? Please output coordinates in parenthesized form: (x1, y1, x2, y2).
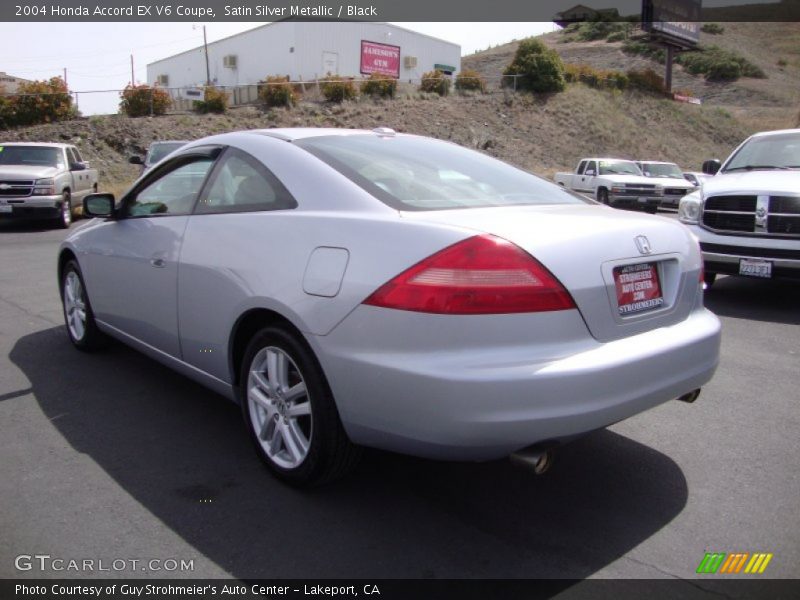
(146, 22, 461, 92)
(0, 71, 33, 94)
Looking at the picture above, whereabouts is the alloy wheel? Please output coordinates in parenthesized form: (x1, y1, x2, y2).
(247, 346, 313, 469)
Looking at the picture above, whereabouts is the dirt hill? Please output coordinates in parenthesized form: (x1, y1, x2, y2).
(464, 22, 800, 132)
(2, 23, 798, 194)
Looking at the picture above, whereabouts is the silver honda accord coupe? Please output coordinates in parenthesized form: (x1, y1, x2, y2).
(58, 128, 721, 486)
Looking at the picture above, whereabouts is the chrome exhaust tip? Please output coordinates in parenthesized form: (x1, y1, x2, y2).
(678, 388, 701, 403)
(510, 447, 555, 475)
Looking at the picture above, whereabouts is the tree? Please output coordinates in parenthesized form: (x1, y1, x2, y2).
(504, 38, 566, 93)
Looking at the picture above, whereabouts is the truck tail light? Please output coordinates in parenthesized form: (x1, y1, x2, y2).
(363, 235, 576, 314)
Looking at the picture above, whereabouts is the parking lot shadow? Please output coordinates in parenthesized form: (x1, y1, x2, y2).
(12, 327, 689, 579)
(705, 276, 800, 325)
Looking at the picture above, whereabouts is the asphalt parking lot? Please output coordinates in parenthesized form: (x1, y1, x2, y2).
(1, 218, 798, 587)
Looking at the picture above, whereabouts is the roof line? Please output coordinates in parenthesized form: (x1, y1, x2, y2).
(146, 21, 460, 68)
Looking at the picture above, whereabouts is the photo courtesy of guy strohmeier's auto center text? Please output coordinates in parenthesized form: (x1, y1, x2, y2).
(1, 0, 799, 599)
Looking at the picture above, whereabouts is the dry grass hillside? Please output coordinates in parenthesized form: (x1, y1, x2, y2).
(2, 22, 797, 193)
(464, 22, 800, 132)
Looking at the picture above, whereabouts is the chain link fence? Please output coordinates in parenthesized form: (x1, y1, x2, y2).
(1, 74, 529, 118)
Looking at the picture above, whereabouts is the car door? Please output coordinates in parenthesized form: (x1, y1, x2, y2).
(65, 147, 88, 196)
(177, 146, 298, 383)
(579, 160, 597, 194)
(84, 148, 219, 358)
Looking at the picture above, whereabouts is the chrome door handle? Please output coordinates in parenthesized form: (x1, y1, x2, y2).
(150, 258, 166, 268)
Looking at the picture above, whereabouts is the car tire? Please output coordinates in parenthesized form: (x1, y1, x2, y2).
(57, 191, 72, 229)
(645, 206, 659, 214)
(61, 259, 107, 351)
(703, 272, 717, 288)
(597, 188, 609, 205)
(240, 325, 360, 487)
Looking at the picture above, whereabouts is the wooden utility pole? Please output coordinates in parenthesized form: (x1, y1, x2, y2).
(130, 54, 135, 85)
(203, 25, 211, 86)
(63, 68, 67, 86)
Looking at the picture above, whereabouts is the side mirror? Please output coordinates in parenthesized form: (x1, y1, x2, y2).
(70, 162, 87, 171)
(129, 155, 144, 165)
(702, 159, 721, 175)
(584, 169, 595, 176)
(84, 193, 115, 218)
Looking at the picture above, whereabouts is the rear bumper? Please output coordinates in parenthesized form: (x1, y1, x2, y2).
(313, 306, 721, 460)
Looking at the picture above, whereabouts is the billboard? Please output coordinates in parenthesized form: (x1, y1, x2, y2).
(642, 0, 701, 47)
(360, 40, 401, 77)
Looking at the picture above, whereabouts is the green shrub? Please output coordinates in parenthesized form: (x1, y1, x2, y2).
(321, 75, 357, 103)
(573, 21, 631, 42)
(503, 37, 566, 93)
(0, 88, 11, 130)
(7, 77, 77, 126)
(701, 23, 725, 35)
(455, 69, 487, 92)
(676, 45, 765, 81)
(777, 58, 788, 67)
(119, 84, 171, 117)
(564, 64, 628, 90)
(622, 40, 666, 63)
(705, 59, 742, 81)
(258, 76, 297, 108)
(606, 31, 626, 43)
(360, 72, 397, 98)
(626, 68, 666, 94)
(419, 70, 451, 96)
(193, 86, 228, 114)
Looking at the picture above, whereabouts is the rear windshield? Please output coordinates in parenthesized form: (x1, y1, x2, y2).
(295, 135, 589, 211)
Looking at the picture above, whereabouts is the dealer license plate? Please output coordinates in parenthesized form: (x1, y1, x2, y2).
(0, 205, 12, 213)
(739, 258, 772, 278)
(614, 262, 664, 315)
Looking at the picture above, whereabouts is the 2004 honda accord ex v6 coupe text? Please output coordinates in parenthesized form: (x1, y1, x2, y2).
(58, 128, 721, 486)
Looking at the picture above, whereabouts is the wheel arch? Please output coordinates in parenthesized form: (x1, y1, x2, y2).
(228, 308, 310, 390)
(57, 248, 78, 293)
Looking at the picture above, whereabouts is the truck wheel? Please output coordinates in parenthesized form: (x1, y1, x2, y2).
(598, 188, 609, 205)
(57, 191, 72, 229)
(240, 325, 361, 487)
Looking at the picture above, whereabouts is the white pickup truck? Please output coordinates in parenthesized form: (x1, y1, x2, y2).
(0, 142, 98, 228)
(678, 128, 800, 285)
(635, 160, 697, 209)
(554, 158, 664, 213)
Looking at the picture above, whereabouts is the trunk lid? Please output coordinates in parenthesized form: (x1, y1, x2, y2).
(401, 204, 702, 342)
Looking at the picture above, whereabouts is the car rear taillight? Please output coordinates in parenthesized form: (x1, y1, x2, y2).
(363, 234, 576, 314)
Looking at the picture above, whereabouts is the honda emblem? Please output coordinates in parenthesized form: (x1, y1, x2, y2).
(634, 235, 652, 255)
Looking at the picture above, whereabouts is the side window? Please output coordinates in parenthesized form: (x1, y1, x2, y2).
(126, 159, 213, 217)
(70, 147, 84, 163)
(196, 148, 297, 214)
(586, 161, 597, 175)
(65, 148, 78, 166)
(577, 160, 586, 175)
